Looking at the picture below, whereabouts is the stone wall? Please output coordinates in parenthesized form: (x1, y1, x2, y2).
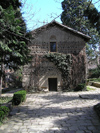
(70, 52, 86, 90)
(22, 24, 87, 92)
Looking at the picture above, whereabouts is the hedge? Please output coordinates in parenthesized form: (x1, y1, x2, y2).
(12, 90, 26, 105)
(94, 103, 100, 119)
(74, 83, 86, 91)
(0, 106, 10, 122)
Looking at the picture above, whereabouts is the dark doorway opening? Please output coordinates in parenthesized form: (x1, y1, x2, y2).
(48, 78, 57, 91)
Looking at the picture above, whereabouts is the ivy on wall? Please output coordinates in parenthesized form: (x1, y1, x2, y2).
(45, 53, 72, 91)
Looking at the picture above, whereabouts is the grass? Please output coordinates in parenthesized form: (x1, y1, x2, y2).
(87, 78, 100, 82)
(86, 86, 95, 91)
(0, 97, 12, 104)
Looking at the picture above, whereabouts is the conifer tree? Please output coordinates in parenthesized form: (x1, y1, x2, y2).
(0, 0, 32, 95)
(61, 0, 100, 64)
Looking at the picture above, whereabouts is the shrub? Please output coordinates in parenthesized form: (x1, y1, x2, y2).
(88, 67, 100, 78)
(0, 106, 10, 122)
(12, 90, 26, 105)
(74, 83, 86, 91)
(94, 103, 100, 119)
(0, 106, 10, 116)
(0, 111, 5, 122)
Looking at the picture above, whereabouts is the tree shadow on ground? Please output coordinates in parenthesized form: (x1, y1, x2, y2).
(8, 105, 100, 133)
(40, 92, 100, 104)
(0, 92, 100, 133)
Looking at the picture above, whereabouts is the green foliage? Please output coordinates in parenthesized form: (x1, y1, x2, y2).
(45, 53, 72, 91)
(0, 106, 10, 122)
(0, 106, 10, 115)
(61, 0, 100, 61)
(0, 0, 32, 73)
(0, 0, 32, 95)
(74, 83, 86, 91)
(87, 78, 100, 82)
(61, 0, 92, 32)
(86, 86, 95, 91)
(94, 103, 100, 119)
(88, 67, 100, 78)
(45, 53, 72, 78)
(0, 111, 5, 122)
(12, 90, 26, 105)
(84, 7, 100, 34)
(0, 0, 21, 9)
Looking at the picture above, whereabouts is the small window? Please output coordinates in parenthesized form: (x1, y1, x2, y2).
(50, 42, 56, 52)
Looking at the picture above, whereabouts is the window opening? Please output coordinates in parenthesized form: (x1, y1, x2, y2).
(50, 42, 56, 52)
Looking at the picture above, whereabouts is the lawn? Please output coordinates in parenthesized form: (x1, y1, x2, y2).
(86, 86, 95, 91)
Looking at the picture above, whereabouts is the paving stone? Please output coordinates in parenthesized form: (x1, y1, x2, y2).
(84, 131, 92, 133)
(1, 88, 100, 132)
(69, 126, 79, 130)
(18, 128, 28, 132)
(78, 126, 87, 130)
(76, 131, 85, 133)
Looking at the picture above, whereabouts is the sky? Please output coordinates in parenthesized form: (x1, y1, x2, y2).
(21, 0, 63, 31)
(20, 0, 100, 31)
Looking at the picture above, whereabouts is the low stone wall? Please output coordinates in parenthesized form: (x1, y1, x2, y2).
(87, 81, 100, 88)
(92, 82, 100, 88)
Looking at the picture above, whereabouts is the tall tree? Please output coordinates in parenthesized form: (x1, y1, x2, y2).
(0, 0, 32, 95)
(61, 0, 100, 65)
(84, 6, 100, 34)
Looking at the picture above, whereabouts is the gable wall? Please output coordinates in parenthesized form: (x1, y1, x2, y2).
(30, 25, 85, 55)
(22, 25, 87, 91)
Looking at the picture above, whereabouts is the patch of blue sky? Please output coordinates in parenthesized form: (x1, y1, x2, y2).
(20, 0, 100, 31)
(20, 0, 63, 30)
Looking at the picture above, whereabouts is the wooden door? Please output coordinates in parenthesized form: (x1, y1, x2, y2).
(48, 78, 57, 91)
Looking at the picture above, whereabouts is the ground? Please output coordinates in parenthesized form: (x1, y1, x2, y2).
(0, 86, 100, 133)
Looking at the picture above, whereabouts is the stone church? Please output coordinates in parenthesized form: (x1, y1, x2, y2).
(22, 21, 90, 92)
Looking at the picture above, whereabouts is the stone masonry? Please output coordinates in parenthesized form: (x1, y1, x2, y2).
(22, 21, 90, 92)
(1, 87, 100, 133)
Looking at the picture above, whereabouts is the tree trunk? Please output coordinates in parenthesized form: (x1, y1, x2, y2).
(0, 76, 2, 96)
(0, 63, 4, 97)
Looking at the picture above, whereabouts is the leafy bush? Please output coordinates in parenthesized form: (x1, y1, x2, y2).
(88, 67, 100, 78)
(12, 90, 26, 105)
(0, 106, 10, 115)
(0, 106, 10, 122)
(94, 103, 100, 119)
(0, 111, 5, 122)
(74, 83, 86, 91)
